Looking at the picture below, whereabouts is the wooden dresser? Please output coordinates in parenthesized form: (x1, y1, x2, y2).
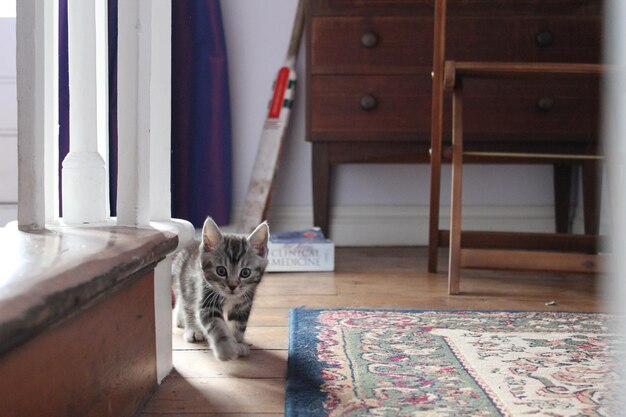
(305, 0, 603, 236)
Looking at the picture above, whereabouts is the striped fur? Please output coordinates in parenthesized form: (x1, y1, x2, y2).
(173, 217, 269, 361)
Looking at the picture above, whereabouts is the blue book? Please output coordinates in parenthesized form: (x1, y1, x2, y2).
(270, 228, 330, 243)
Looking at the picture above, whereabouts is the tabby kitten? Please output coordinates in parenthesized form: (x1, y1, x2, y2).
(172, 217, 269, 361)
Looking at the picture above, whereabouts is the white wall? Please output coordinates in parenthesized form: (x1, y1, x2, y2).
(0, 17, 18, 227)
(220, 0, 310, 210)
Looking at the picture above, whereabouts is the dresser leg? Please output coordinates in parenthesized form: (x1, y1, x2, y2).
(312, 143, 332, 237)
(553, 163, 574, 233)
(427, 144, 442, 274)
(582, 159, 600, 237)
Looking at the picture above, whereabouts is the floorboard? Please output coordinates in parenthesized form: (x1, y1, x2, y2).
(140, 247, 603, 416)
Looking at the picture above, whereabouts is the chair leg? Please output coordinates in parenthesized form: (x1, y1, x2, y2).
(428, 123, 443, 273)
(428, 0, 448, 274)
(448, 84, 463, 295)
(312, 143, 332, 237)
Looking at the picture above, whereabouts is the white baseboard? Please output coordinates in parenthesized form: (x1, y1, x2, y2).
(229, 204, 606, 247)
(3, 203, 604, 246)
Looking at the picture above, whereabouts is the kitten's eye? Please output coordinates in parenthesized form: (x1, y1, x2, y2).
(240, 268, 252, 279)
(215, 266, 228, 277)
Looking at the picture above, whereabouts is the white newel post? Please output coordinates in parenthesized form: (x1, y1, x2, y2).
(148, 0, 195, 383)
(16, 0, 46, 231)
(62, 0, 108, 224)
(149, 0, 174, 383)
(117, 0, 195, 383)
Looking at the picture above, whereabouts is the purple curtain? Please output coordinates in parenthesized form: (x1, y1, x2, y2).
(59, 0, 233, 226)
(58, 0, 69, 214)
(107, 0, 118, 216)
(171, 0, 233, 227)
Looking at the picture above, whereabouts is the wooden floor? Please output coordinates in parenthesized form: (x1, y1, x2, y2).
(140, 247, 603, 416)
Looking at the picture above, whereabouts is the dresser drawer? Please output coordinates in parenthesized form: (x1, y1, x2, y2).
(324, 0, 429, 7)
(447, 17, 602, 63)
(311, 0, 600, 15)
(460, 78, 599, 143)
(309, 75, 599, 143)
(310, 16, 600, 74)
(310, 0, 432, 14)
(309, 75, 432, 140)
(448, 0, 600, 16)
(310, 16, 432, 73)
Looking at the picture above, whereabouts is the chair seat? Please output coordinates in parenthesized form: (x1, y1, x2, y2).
(440, 147, 604, 162)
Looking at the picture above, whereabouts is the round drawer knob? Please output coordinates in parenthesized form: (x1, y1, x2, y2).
(361, 31, 379, 48)
(360, 94, 378, 111)
(537, 97, 555, 112)
(536, 30, 554, 47)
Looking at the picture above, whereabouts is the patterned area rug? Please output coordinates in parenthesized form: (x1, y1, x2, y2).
(285, 309, 618, 417)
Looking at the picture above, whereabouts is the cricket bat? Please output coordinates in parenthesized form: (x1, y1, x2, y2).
(236, 0, 305, 234)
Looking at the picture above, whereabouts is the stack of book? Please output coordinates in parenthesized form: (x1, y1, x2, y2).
(266, 228, 334, 272)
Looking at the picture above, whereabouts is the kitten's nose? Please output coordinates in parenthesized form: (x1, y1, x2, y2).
(227, 283, 238, 291)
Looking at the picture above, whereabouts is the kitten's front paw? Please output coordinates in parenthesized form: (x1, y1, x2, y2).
(174, 307, 184, 329)
(183, 329, 205, 343)
(213, 339, 239, 361)
(236, 342, 250, 357)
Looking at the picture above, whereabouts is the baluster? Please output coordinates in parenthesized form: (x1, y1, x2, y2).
(117, 0, 151, 227)
(150, 0, 172, 223)
(62, 0, 107, 224)
(16, 0, 46, 231)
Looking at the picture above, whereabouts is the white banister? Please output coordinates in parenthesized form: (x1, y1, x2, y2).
(116, 0, 151, 227)
(61, 0, 107, 224)
(16, 0, 46, 231)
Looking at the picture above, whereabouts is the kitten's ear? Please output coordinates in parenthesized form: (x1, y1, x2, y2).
(202, 217, 223, 251)
(247, 221, 269, 257)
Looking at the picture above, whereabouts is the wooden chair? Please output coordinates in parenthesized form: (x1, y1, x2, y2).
(428, 0, 605, 294)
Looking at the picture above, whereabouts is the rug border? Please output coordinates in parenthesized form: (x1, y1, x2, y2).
(284, 307, 610, 417)
(285, 308, 328, 417)
(288, 307, 609, 315)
